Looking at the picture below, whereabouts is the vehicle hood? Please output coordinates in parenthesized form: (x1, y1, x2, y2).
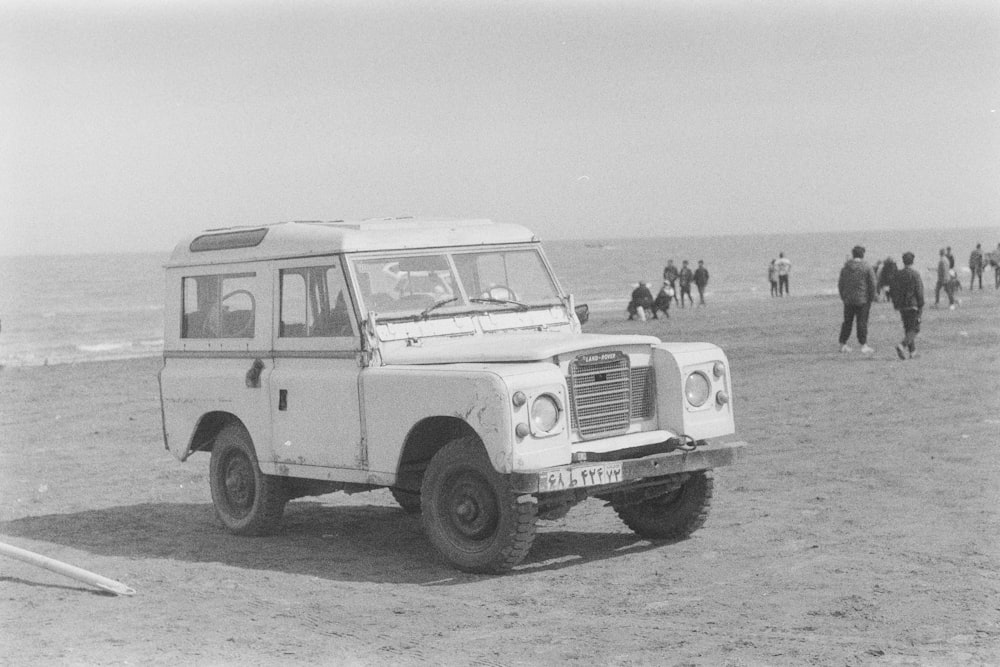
(379, 332, 661, 365)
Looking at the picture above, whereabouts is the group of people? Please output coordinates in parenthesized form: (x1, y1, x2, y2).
(931, 246, 963, 309)
(923, 243, 1000, 310)
(767, 253, 792, 296)
(965, 242, 1000, 291)
(837, 245, 924, 360)
(626, 259, 710, 321)
(839, 241, 999, 359)
(626, 241, 995, 354)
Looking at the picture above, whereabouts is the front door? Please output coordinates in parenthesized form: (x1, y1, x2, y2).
(269, 258, 365, 473)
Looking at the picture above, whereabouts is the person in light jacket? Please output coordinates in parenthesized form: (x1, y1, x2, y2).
(837, 245, 877, 354)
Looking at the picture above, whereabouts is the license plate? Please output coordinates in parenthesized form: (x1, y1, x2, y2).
(538, 461, 624, 492)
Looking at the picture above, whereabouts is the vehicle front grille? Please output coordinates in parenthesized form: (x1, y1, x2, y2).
(567, 353, 654, 440)
(629, 367, 655, 419)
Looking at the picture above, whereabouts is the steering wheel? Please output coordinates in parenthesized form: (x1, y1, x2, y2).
(221, 289, 256, 337)
(480, 285, 519, 301)
(223, 289, 256, 308)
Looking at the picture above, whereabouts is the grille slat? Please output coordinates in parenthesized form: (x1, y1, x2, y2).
(567, 353, 655, 440)
(577, 399, 630, 413)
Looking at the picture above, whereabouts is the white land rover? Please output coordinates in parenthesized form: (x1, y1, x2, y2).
(159, 218, 746, 572)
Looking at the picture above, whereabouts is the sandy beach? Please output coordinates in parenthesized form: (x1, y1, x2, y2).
(1, 291, 998, 665)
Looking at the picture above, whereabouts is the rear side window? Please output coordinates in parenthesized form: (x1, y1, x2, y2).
(182, 273, 256, 338)
(280, 263, 355, 337)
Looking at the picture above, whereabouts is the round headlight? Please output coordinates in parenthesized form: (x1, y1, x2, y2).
(685, 372, 711, 407)
(530, 394, 560, 433)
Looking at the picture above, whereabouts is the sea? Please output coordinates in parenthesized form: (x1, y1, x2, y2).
(0, 227, 995, 367)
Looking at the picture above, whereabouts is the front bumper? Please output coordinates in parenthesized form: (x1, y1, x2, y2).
(509, 439, 747, 494)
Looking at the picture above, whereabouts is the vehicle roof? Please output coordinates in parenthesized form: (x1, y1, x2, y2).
(165, 218, 539, 267)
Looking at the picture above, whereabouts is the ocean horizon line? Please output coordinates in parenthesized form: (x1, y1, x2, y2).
(544, 224, 998, 244)
(1, 225, 996, 260)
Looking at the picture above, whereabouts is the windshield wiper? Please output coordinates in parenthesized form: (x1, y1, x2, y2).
(419, 296, 460, 319)
(469, 297, 530, 311)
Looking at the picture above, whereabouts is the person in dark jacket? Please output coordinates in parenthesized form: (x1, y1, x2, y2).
(652, 282, 673, 319)
(677, 260, 694, 308)
(934, 248, 952, 306)
(876, 257, 898, 302)
(693, 260, 710, 306)
(837, 245, 877, 353)
(662, 260, 680, 305)
(969, 243, 984, 290)
(890, 251, 925, 359)
(627, 282, 654, 321)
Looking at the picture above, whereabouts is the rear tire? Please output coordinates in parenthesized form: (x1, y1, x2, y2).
(612, 471, 713, 540)
(209, 423, 288, 535)
(421, 436, 537, 573)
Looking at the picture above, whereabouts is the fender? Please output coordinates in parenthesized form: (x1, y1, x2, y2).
(160, 355, 273, 465)
(362, 366, 516, 475)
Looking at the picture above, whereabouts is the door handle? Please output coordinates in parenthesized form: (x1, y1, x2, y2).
(279, 389, 288, 411)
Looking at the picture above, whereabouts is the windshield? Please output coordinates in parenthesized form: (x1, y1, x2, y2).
(350, 247, 562, 319)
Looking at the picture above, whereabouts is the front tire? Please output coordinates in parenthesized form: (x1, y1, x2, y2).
(612, 471, 714, 540)
(420, 436, 537, 573)
(389, 487, 422, 514)
(209, 423, 288, 535)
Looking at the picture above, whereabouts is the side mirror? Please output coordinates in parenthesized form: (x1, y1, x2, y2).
(574, 303, 590, 325)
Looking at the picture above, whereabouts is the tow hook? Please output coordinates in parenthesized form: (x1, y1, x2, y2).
(670, 435, 698, 452)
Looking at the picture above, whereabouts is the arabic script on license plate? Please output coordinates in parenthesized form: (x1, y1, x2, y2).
(539, 461, 624, 491)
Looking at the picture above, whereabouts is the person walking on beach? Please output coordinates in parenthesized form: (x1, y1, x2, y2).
(969, 243, 984, 290)
(994, 243, 1000, 289)
(991, 243, 1000, 289)
(694, 260, 710, 306)
(946, 246, 955, 270)
(662, 260, 680, 305)
(944, 267, 962, 309)
(768, 259, 779, 297)
(678, 260, 694, 308)
(934, 248, 953, 308)
(837, 245, 877, 354)
(775, 252, 791, 296)
(891, 251, 924, 360)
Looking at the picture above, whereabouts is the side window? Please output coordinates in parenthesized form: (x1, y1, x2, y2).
(279, 272, 308, 336)
(181, 273, 256, 339)
(279, 263, 355, 338)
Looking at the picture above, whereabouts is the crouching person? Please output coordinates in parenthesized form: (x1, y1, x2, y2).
(627, 282, 654, 321)
(652, 282, 673, 319)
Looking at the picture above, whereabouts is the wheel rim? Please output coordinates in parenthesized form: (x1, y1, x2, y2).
(222, 452, 255, 518)
(441, 470, 499, 543)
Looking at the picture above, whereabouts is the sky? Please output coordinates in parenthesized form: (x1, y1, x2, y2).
(2, 0, 998, 256)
